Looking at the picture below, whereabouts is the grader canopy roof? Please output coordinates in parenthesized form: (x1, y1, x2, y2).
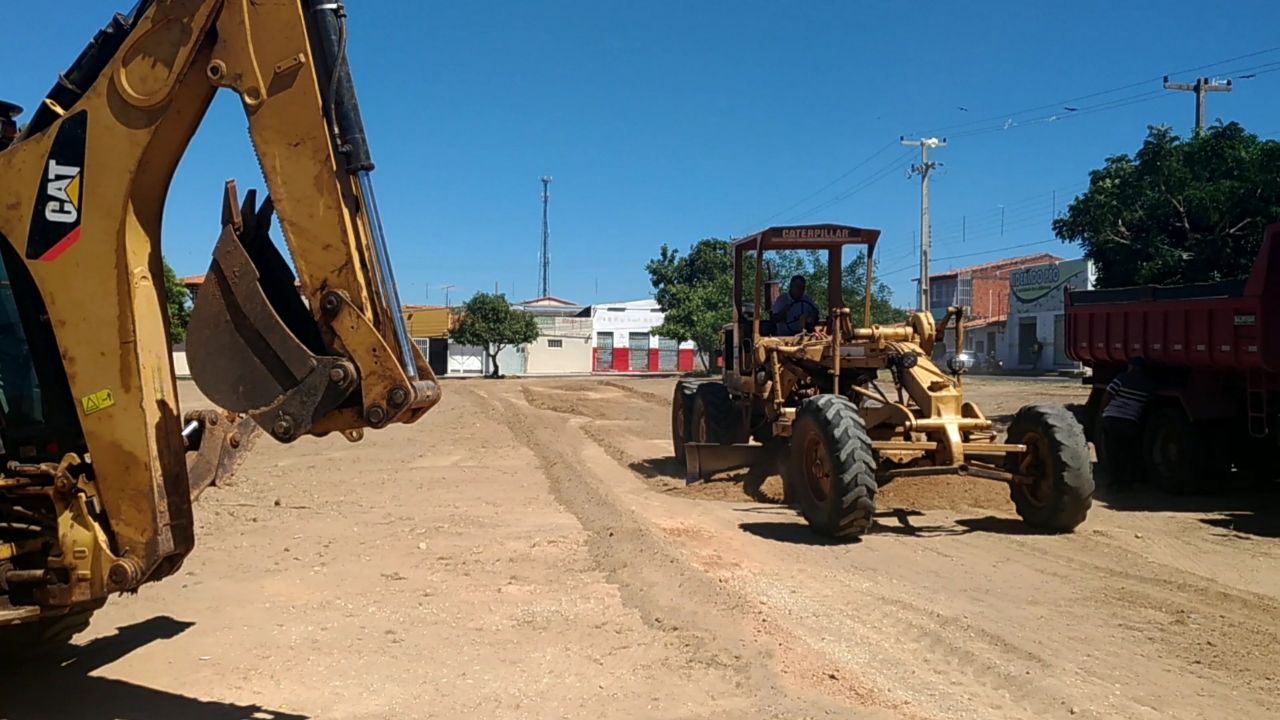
(733, 224, 881, 252)
(734, 224, 883, 326)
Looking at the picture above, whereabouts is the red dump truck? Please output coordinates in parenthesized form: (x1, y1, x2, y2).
(1066, 223, 1280, 493)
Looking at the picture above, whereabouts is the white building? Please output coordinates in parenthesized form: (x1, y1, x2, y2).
(1005, 258, 1094, 371)
(591, 299, 695, 372)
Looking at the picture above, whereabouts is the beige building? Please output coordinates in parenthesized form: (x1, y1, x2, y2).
(514, 296, 593, 375)
(524, 315, 593, 374)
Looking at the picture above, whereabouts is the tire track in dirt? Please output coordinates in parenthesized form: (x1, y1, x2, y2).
(599, 379, 671, 406)
(537, 378, 1280, 719)
(992, 532, 1280, 699)
(457, 382, 909, 719)
(553, 385, 1081, 717)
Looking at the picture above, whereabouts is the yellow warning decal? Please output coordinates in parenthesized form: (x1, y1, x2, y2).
(81, 389, 115, 415)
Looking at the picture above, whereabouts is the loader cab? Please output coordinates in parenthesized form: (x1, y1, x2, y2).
(729, 224, 881, 383)
(0, 101, 20, 151)
(0, 241, 82, 461)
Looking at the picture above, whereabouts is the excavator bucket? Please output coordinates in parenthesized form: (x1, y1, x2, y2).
(186, 182, 358, 441)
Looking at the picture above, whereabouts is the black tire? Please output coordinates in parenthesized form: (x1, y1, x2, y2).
(671, 380, 701, 463)
(691, 383, 746, 444)
(1142, 405, 1219, 494)
(1004, 404, 1094, 532)
(0, 604, 98, 659)
(788, 395, 877, 539)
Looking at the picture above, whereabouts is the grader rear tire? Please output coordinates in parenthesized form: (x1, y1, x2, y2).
(671, 380, 699, 463)
(691, 383, 746, 444)
(1004, 405, 1094, 532)
(788, 395, 877, 540)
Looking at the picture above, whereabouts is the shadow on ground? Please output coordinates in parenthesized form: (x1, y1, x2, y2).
(1, 616, 308, 720)
(739, 509, 1049, 544)
(1094, 475, 1280, 539)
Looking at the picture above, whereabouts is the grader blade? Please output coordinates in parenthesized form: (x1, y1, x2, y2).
(684, 443, 781, 483)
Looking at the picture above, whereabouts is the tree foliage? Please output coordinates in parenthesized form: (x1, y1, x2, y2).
(647, 239, 733, 369)
(451, 292, 539, 377)
(647, 239, 907, 369)
(1054, 122, 1280, 288)
(162, 259, 191, 345)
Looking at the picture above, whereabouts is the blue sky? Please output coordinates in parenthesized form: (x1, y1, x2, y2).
(6, 1, 1280, 307)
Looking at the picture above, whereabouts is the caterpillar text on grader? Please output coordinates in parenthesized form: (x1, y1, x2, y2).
(671, 224, 1093, 539)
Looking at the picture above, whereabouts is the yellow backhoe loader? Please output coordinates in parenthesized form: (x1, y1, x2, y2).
(0, 0, 440, 652)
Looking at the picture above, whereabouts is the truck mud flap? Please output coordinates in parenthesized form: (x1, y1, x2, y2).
(187, 182, 356, 441)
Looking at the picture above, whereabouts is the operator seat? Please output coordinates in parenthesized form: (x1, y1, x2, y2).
(0, 101, 21, 150)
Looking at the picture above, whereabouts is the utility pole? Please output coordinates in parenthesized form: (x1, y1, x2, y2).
(1163, 76, 1232, 132)
(538, 176, 553, 298)
(440, 284, 455, 307)
(901, 136, 945, 312)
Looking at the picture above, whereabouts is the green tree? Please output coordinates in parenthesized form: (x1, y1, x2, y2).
(1053, 122, 1280, 288)
(647, 239, 734, 370)
(162, 259, 191, 345)
(450, 292, 539, 377)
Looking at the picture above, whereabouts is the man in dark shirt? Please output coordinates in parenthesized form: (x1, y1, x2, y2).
(770, 275, 820, 335)
(1101, 357, 1154, 487)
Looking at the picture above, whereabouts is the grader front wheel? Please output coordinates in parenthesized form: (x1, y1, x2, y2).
(788, 396, 878, 540)
(1004, 405, 1094, 532)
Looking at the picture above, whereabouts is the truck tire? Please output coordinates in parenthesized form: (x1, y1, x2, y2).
(691, 383, 746, 444)
(1142, 405, 1218, 494)
(0, 603, 98, 657)
(671, 380, 700, 463)
(1004, 405, 1093, 532)
(788, 395, 878, 539)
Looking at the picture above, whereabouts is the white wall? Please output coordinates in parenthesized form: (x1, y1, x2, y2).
(525, 335, 593, 374)
(591, 299, 695, 350)
(448, 344, 485, 375)
(1005, 258, 1093, 370)
(172, 351, 190, 378)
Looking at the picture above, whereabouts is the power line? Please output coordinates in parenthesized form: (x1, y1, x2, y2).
(780, 148, 916, 222)
(908, 46, 1280, 138)
(747, 52, 1280, 236)
(879, 238, 1064, 280)
(746, 139, 899, 232)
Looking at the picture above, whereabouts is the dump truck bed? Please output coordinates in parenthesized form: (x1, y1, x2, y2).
(1065, 224, 1280, 373)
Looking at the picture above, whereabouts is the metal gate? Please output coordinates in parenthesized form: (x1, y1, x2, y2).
(657, 336, 678, 371)
(595, 332, 613, 371)
(629, 332, 650, 372)
(1052, 313, 1069, 366)
(1018, 319, 1039, 366)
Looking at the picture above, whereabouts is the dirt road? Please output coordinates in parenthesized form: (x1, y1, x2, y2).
(7, 377, 1278, 719)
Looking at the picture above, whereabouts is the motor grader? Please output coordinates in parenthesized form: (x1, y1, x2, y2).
(1, 0, 440, 652)
(672, 224, 1092, 539)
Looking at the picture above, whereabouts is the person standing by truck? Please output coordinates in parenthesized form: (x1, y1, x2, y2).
(1100, 358, 1155, 487)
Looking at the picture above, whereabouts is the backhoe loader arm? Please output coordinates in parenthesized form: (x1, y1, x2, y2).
(0, 0, 437, 618)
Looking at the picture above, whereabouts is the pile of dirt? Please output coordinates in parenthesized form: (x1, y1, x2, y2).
(875, 473, 1014, 513)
